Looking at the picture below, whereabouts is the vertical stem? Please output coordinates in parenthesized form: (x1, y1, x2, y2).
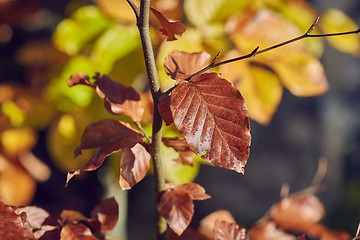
(137, 0, 167, 239)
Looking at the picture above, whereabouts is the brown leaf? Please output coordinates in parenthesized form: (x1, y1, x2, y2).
(119, 143, 151, 190)
(158, 94, 174, 125)
(162, 137, 195, 165)
(94, 74, 144, 122)
(0, 201, 36, 240)
(170, 73, 251, 173)
(158, 187, 194, 236)
(164, 51, 211, 80)
(60, 210, 87, 224)
(15, 206, 49, 229)
(60, 224, 98, 240)
(213, 220, 249, 240)
(269, 194, 325, 230)
(91, 197, 119, 234)
(166, 227, 208, 240)
(67, 73, 94, 87)
(249, 221, 296, 240)
(66, 119, 142, 186)
(174, 183, 211, 200)
(199, 210, 236, 239)
(150, 8, 186, 41)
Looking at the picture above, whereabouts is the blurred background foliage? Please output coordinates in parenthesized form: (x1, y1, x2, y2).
(0, 0, 359, 239)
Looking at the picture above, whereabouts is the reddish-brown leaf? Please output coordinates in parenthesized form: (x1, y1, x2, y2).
(60, 224, 98, 240)
(166, 227, 208, 240)
(94, 74, 144, 122)
(162, 137, 195, 165)
(174, 183, 211, 200)
(119, 143, 151, 190)
(249, 221, 296, 240)
(170, 73, 251, 173)
(150, 8, 186, 41)
(15, 206, 49, 229)
(164, 51, 211, 80)
(0, 201, 35, 240)
(158, 94, 174, 125)
(67, 72, 94, 87)
(60, 210, 87, 225)
(158, 188, 194, 236)
(91, 197, 119, 234)
(66, 119, 142, 186)
(199, 210, 236, 239)
(213, 220, 249, 240)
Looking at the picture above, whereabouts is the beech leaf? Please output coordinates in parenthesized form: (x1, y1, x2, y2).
(158, 188, 194, 236)
(213, 220, 249, 240)
(94, 73, 144, 122)
(170, 73, 251, 173)
(174, 183, 211, 200)
(60, 224, 98, 240)
(199, 210, 236, 239)
(67, 72, 94, 87)
(15, 206, 49, 229)
(249, 221, 296, 240)
(150, 8, 186, 41)
(119, 143, 151, 190)
(164, 51, 211, 80)
(66, 119, 142, 186)
(162, 137, 195, 165)
(158, 94, 174, 125)
(91, 197, 119, 234)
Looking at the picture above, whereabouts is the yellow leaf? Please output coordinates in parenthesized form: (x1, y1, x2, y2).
(319, 9, 360, 55)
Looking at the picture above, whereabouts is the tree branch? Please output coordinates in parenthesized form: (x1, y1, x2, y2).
(186, 17, 360, 81)
(126, 0, 139, 18)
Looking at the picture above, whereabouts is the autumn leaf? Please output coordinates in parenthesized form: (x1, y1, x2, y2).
(162, 137, 195, 165)
(213, 220, 249, 240)
(91, 197, 118, 234)
(150, 8, 186, 41)
(158, 183, 210, 235)
(170, 73, 251, 173)
(67, 72, 94, 87)
(164, 51, 211, 80)
(158, 93, 174, 125)
(199, 210, 237, 239)
(119, 143, 151, 190)
(60, 224, 98, 240)
(15, 206, 49, 229)
(66, 119, 142, 186)
(249, 221, 296, 240)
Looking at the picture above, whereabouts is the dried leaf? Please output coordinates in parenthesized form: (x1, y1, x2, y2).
(213, 220, 249, 240)
(164, 51, 211, 80)
(67, 72, 93, 87)
(170, 73, 251, 173)
(15, 206, 49, 229)
(158, 187, 194, 236)
(199, 210, 236, 239)
(66, 119, 142, 186)
(60, 210, 87, 224)
(249, 221, 296, 240)
(150, 8, 186, 41)
(0, 201, 36, 240)
(60, 224, 98, 240)
(162, 137, 195, 165)
(174, 183, 211, 200)
(158, 94, 174, 125)
(119, 143, 151, 190)
(166, 227, 207, 240)
(94, 74, 144, 122)
(91, 197, 119, 234)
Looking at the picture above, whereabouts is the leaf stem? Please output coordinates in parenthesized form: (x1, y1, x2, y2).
(186, 17, 360, 80)
(137, 0, 167, 239)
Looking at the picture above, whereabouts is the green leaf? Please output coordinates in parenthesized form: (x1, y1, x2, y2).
(53, 6, 112, 55)
(319, 9, 360, 55)
(91, 25, 140, 73)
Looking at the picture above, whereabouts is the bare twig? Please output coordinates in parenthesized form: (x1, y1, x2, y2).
(186, 17, 360, 80)
(135, 121, 151, 144)
(353, 223, 360, 240)
(126, 0, 139, 18)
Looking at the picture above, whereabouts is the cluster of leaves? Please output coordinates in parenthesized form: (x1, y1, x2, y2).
(0, 197, 118, 240)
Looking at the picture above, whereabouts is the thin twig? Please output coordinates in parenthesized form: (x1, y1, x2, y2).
(353, 223, 360, 240)
(186, 17, 360, 81)
(126, 0, 139, 18)
(135, 121, 151, 143)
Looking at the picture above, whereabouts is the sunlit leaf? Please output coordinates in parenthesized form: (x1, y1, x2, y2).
(319, 9, 360, 55)
(220, 50, 283, 125)
(174, 183, 211, 200)
(184, 0, 248, 27)
(151, 8, 186, 41)
(66, 119, 142, 186)
(199, 210, 236, 239)
(15, 206, 49, 229)
(119, 143, 150, 190)
(60, 224, 98, 240)
(249, 221, 296, 240)
(162, 137, 195, 165)
(91, 197, 118, 234)
(158, 188, 194, 236)
(164, 51, 211, 80)
(53, 5, 112, 55)
(0, 201, 35, 240)
(213, 220, 249, 240)
(91, 24, 140, 73)
(170, 73, 251, 173)
(271, 52, 328, 96)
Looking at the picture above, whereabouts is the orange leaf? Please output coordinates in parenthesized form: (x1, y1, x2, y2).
(162, 137, 195, 165)
(249, 221, 296, 240)
(150, 8, 186, 41)
(66, 119, 142, 186)
(164, 51, 211, 80)
(199, 210, 236, 239)
(170, 73, 251, 173)
(213, 220, 249, 240)
(158, 187, 194, 236)
(60, 224, 98, 240)
(119, 143, 151, 190)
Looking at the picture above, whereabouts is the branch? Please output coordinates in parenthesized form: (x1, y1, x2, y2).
(126, 0, 139, 18)
(186, 17, 360, 80)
